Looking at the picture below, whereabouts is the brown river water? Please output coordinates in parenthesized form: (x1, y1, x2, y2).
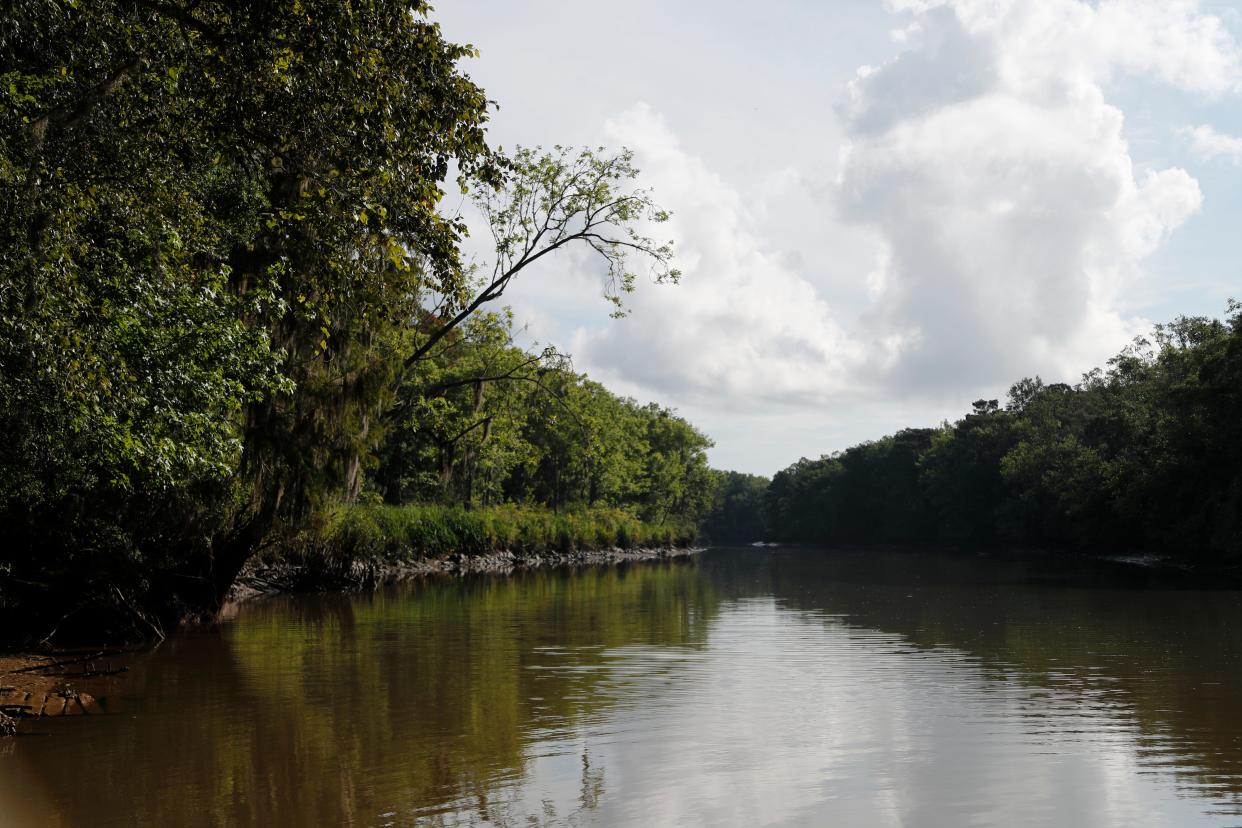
(2, 547, 1242, 827)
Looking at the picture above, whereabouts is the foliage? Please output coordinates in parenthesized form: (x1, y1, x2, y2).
(1, 0, 506, 635)
(765, 306, 1242, 564)
(701, 471, 770, 543)
(0, 1, 699, 641)
(405, 145, 680, 366)
(378, 311, 716, 525)
(766, 429, 938, 545)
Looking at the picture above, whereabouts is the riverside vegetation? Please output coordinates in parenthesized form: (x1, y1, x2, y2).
(3, 2, 1240, 649)
(0, 1, 713, 645)
(706, 306, 1242, 569)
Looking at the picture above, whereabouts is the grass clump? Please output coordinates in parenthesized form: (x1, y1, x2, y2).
(309, 503, 697, 564)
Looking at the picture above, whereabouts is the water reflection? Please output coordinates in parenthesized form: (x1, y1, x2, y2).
(3, 549, 1242, 826)
(761, 550, 1242, 820)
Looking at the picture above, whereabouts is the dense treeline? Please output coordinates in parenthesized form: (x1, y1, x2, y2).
(765, 308, 1242, 564)
(0, 1, 711, 642)
(376, 311, 714, 525)
(700, 471, 770, 543)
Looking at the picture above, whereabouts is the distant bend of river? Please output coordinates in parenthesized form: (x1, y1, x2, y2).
(3, 547, 1242, 827)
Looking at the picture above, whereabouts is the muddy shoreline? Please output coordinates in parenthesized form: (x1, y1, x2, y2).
(0, 652, 135, 735)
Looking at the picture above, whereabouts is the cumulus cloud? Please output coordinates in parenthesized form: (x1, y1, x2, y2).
(579, 0, 1228, 411)
(572, 104, 882, 407)
(429, 0, 1242, 471)
(837, 0, 1218, 390)
(1183, 123, 1242, 163)
(886, 0, 1242, 96)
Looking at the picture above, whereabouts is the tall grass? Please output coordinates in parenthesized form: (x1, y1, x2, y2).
(297, 503, 697, 564)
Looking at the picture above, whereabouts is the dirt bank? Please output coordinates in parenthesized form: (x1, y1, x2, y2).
(0, 652, 134, 735)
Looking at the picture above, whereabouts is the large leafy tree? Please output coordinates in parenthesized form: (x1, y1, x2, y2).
(377, 310, 565, 507)
(2, 2, 686, 638)
(701, 471, 770, 544)
(1, 0, 498, 634)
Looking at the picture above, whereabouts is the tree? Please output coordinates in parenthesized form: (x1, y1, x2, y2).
(1, 2, 692, 640)
(2, 1, 493, 635)
(702, 472, 770, 543)
(762, 303, 1242, 565)
(403, 145, 680, 368)
(378, 311, 566, 506)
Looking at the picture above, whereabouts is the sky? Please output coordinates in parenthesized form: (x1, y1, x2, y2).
(435, 0, 1242, 476)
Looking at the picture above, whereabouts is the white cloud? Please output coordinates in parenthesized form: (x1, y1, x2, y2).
(436, 0, 1242, 472)
(837, 0, 1215, 390)
(1093, 0, 1242, 94)
(582, 0, 1225, 410)
(572, 104, 884, 407)
(1183, 123, 1242, 163)
(886, 0, 1242, 96)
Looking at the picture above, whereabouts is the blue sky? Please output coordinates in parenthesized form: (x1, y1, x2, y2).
(436, 0, 1242, 475)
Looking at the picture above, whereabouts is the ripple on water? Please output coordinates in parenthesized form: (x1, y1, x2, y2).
(5, 548, 1242, 827)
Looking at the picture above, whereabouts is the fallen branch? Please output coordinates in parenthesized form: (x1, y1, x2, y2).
(9, 652, 105, 674)
(55, 666, 129, 679)
(113, 587, 166, 643)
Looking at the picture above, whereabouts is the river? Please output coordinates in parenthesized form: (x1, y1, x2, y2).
(3, 547, 1241, 826)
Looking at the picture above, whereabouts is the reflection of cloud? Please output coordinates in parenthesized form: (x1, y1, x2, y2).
(500, 597, 1231, 826)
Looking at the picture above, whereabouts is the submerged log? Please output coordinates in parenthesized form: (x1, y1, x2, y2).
(56, 665, 129, 679)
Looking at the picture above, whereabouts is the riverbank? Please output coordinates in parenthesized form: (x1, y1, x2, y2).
(744, 540, 1242, 589)
(227, 543, 703, 604)
(224, 502, 700, 603)
(0, 652, 135, 735)
(314, 502, 698, 559)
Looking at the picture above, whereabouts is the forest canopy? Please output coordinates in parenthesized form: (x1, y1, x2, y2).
(760, 307, 1242, 564)
(0, 0, 712, 641)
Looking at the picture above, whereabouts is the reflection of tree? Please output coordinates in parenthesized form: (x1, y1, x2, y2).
(580, 749, 605, 811)
(762, 549, 1242, 814)
(14, 558, 717, 826)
